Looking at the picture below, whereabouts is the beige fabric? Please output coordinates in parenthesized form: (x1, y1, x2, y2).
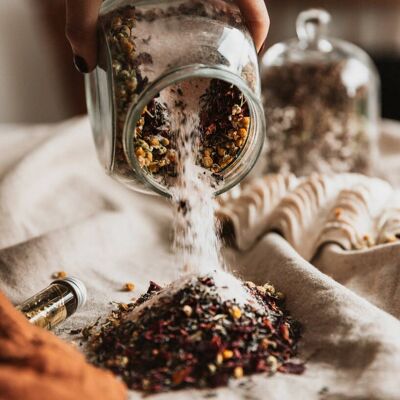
(313, 243, 400, 320)
(0, 116, 399, 399)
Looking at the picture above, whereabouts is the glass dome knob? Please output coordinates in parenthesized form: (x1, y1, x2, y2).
(296, 9, 331, 48)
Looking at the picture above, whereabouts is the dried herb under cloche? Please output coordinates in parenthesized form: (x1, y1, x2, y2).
(260, 9, 379, 177)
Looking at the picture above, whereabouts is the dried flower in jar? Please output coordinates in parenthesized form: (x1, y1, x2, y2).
(103, 6, 252, 186)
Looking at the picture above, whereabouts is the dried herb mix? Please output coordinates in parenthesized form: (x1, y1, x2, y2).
(104, 5, 251, 184)
(262, 61, 372, 176)
(199, 80, 251, 173)
(83, 275, 304, 393)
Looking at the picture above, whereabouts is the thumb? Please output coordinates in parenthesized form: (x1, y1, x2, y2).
(236, 0, 270, 52)
(65, 0, 102, 73)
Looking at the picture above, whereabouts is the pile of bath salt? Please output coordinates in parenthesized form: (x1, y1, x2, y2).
(84, 271, 304, 393)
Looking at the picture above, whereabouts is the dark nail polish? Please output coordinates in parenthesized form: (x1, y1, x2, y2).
(259, 40, 267, 55)
(73, 55, 89, 73)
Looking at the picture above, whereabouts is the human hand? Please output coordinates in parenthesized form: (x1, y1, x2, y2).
(236, 0, 270, 52)
(65, 0, 102, 73)
(66, 0, 269, 73)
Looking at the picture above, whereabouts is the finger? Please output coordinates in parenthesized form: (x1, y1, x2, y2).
(65, 0, 102, 73)
(236, 0, 270, 52)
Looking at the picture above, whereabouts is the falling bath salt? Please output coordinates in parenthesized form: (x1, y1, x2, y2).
(170, 110, 224, 275)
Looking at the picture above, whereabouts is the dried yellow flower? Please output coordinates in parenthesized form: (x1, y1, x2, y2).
(182, 305, 193, 317)
(52, 271, 67, 279)
(222, 349, 233, 360)
(216, 353, 223, 365)
(208, 364, 217, 374)
(233, 366, 244, 379)
(123, 283, 135, 292)
(202, 156, 213, 168)
(229, 306, 242, 320)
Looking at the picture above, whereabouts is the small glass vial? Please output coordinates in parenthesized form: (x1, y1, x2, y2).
(17, 277, 87, 330)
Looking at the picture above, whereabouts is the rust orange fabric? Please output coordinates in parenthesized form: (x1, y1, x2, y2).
(0, 292, 127, 400)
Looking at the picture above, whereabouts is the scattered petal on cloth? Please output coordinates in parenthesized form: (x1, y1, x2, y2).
(0, 116, 399, 399)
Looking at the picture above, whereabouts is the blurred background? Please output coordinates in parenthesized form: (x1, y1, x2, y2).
(1, 0, 399, 123)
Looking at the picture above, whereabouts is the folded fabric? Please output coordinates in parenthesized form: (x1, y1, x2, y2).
(217, 173, 398, 258)
(0, 117, 399, 399)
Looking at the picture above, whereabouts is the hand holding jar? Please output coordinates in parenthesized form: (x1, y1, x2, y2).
(65, 0, 269, 73)
(66, 1, 268, 197)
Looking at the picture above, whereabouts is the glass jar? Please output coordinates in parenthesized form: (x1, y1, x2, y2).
(86, 0, 265, 197)
(260, 9, 380, 176)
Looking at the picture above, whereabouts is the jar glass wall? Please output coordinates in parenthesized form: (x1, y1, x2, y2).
(86, 0, 265, 197)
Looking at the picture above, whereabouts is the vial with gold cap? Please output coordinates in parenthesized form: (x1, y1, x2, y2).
(17, 277, 87, 330)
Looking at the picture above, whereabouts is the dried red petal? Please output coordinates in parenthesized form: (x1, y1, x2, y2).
(211, 335, 222, 349)
(263, 318, 274, 331)
(280, 324, 291, 343)
(172, 367, 192, 385)
(278, 362, 305, 375)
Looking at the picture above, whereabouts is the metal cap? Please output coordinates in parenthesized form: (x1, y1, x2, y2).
(54, 277, 87, 310)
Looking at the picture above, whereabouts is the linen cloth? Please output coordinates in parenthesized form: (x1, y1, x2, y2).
(0, 116, 399, 400)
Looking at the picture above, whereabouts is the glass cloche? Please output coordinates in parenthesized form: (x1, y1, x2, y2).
(260, 9, 380, 176)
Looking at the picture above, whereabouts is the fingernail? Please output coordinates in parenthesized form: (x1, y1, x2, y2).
(73, 55, 89, 73)
(259, 40, 267, 55)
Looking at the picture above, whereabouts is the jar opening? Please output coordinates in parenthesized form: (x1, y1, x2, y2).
(123, 65, 265, 197)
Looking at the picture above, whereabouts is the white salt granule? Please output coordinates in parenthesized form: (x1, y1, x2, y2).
(170, 106, 224, 276)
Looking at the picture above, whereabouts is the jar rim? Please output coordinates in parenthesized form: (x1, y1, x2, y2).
(123, 64, 266, 198)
